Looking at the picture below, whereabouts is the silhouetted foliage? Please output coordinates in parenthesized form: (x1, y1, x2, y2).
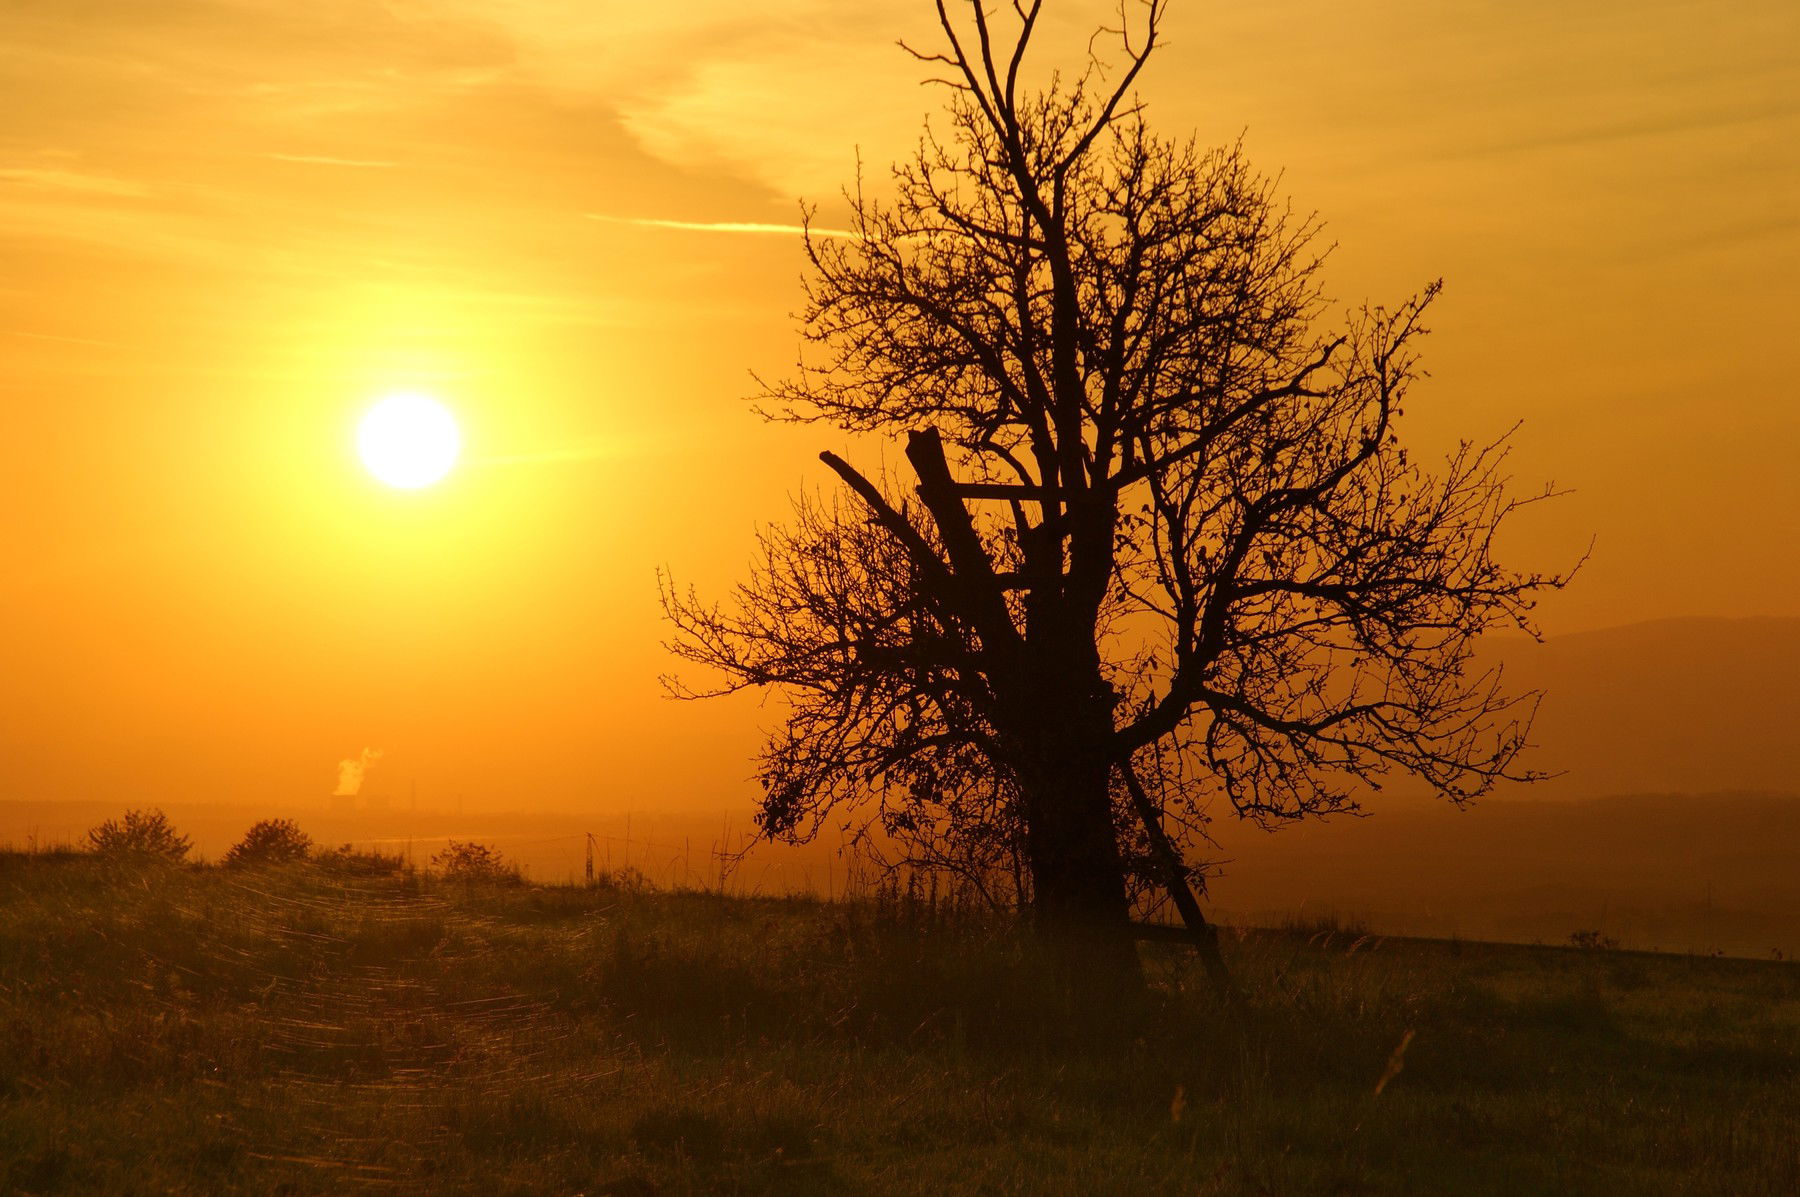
(598, 864, 653, 895)
(223, 818, 313, 867)
(315, 843, 408, 877)
(1569, 929, 1620, 952)
(663, 1, 1570, 994)
(84, 808, 191, 862)
(432, 840, 519, 884)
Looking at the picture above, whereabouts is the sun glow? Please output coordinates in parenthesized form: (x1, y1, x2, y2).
(356, 393, 462, 489)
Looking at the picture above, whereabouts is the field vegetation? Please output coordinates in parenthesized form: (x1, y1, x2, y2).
(1, 823, 1796, 1194)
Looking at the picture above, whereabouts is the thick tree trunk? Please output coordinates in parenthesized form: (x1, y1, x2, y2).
(904, 426, 1144, 1016)
(1023, 762, 1132, 934)
(1014, 721, 1146, 1018)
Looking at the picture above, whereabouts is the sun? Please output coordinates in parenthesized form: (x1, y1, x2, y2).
(356, 393, 462, 489)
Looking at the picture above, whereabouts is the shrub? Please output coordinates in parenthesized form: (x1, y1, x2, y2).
(315, 843, 408, 877)
(85, 808, 191, 862)
(432, 840, 519, 884)
(1568, 929, 1620, 952)
(223, 818, 313, 867)
(600, 864, 653, 894)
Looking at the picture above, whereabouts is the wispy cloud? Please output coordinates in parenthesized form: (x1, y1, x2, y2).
(0, 167, 148, 197)
(585, 212, 857, 239)
(1435, 98, 1800, 164)
(3, 329, 127, 349)
(261, 153, 401, 169)
(474, 437, 657, 468)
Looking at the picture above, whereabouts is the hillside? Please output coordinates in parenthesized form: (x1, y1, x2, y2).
(3, 852, 1796, 1195)
(1195, 616, 1800, 954)
(1204, 792, 1800, 956)
(1486, 616, 1800, 798)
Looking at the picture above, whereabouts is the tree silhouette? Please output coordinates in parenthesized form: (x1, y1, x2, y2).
(432, 841, 519, 885)
(223, 818, 313, 868)
(664, 0, 1568, 1000)
(86, 808, 191, 862)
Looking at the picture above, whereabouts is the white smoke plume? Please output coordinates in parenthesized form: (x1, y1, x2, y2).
(334, 748, 384, 797)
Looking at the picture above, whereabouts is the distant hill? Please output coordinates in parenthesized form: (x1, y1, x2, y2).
(1199, 617, 1800, 954)
(1204, 791, 1800, 957)
(1485, 616, 1800, 798)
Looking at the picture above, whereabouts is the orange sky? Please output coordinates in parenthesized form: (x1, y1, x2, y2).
(2, 1, 1796, 814)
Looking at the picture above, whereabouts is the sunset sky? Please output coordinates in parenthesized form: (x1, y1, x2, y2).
(3, 0, 1795, 815)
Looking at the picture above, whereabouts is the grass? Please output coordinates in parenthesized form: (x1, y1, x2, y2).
(2, 849, 1796, 1194)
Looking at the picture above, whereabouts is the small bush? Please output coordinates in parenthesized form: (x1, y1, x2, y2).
(1568, 929, 1620, 952)
(223, 818, 313, 867)
(598, 864, 653, 894)
(85, 809, 191, 862)
(432, 840, 519, 884)
(315, 843, 408, 877)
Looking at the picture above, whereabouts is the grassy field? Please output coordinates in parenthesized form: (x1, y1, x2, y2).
(2, 850, 1796, 1195)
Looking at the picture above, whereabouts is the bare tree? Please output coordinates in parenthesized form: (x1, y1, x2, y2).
(663, 0, 1568, 1001)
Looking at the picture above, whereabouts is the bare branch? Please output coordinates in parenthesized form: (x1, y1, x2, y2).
(665, 3, 1573, 968)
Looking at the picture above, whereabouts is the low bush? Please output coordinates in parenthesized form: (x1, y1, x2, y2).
(84, 809, 191, 862)
(1569, 929, 1620, 952)
(432, 840, 519, 884)
(315, 843, 408, 877)
(223, 818, 313, 867)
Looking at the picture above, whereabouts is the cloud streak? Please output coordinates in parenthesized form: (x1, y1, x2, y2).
(474, 433, 667, 468)
(261, 153, 401, 169)
(584, 213, 857, 239)
(0, 167, 149, 197)
(4, 330, 127, 349)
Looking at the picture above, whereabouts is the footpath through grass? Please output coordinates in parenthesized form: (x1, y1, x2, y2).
(2, 850, 1796, 1195)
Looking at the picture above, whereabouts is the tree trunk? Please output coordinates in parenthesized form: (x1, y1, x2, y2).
(1015, 730, 1146, 1019)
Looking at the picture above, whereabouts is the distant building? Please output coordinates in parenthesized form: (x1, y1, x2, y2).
(327, 790, 391, 814)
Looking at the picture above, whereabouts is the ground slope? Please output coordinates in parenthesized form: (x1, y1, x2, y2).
(3, 853, 1797, 1195)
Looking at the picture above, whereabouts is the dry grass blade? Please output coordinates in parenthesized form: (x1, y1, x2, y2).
(1372, 1029, 1416, 1096)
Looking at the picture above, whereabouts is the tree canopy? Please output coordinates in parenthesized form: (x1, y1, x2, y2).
(664, 1, 1568, 984)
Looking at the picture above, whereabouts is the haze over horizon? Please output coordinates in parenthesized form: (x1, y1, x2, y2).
(7, 612, 1796, 817)
(3, 0, 1796, 816)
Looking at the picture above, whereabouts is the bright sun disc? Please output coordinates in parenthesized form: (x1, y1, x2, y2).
(357, 393, 461, 489)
